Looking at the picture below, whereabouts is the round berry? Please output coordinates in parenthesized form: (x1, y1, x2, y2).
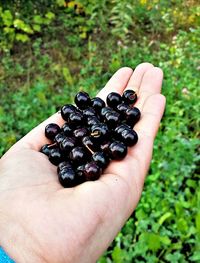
(62, 123, 73, 137)
(61, 104, 77, 121)
(106, 92, 122, 109)
(104, 111, 120, 128)
(114, 124, 131, 139)
(109, 141, 127, 160)
(74, 91, 91, 109)
(45, 123, 61, 141)
(57, 161, 72, 173)
(76, 165, 86, 184)
(126, 107, 141, 126)
(84, 162, 102, 181)
(49, 148, 63, 165)
(68, 111, 83, 127)
(121, 129, 138, 146)
(82, 136, 99, 152)
(87, 116, 100, 126)
(100, 107, 112, 119)
(91, 97, 105, 112)
(100, 141, 111, 156)
(73, 127, 88, 140)
(82, 107, 96, 118)
(116, 103, 130, 117)
(60, 137, 76, 153)
(58, 168, 77, 188)
(92, 152, 110, 169)
(70, 146, 89, 166)
(40, 144, 51, 156)
(54, 133, 66, 145)
(91, 123, 109, 142)
(122, 90, 137, 105)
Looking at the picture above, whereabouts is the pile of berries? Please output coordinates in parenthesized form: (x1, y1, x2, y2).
(40, 90, 141, 187)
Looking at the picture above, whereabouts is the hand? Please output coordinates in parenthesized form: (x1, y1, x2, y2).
(0, 63, 165, 263)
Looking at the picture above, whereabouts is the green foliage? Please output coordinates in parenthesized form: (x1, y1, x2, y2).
(0, 0, 199, 262)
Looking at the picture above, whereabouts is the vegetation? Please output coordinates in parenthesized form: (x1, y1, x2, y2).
(0, 0, 199, 262)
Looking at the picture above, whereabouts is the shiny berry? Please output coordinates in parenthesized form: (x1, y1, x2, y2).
(74, 91, 91, 109)
(115, 124, 131, 139)
(84, 162, 102, 181)
(122, 90, 137, 105)
(40, 144, 51, 156)
(45, 123, 61, 140)
(121, 129, 138, 146)
(100, 107, 112, 119)
(109, 141, 127, 160)
(106, 92, 122, 109)
(68, 111, 83, 127)
(76, 165, 86, 184)
(62, 123, 73, 137)
(60, 137, 76, 153)
(91, 123, 109, 142)
(82, 136, 99, 152)
(69, 146, 89, 166)
(73, 127, 88, 140)
(54, 133, 66, 145)
(82, 107, 96, 118)
(126, 107, 141, 126)
(61, 104, 77, 121)
(104, 111, 120, 128)
(100, 141, 111, 156)
(87, 116, 100, 126)
(57, 161, 72, 173)
(92, 152, 110, 169)
(91, 97, 105, 112)
(116, 103, 130, 117)
(49, 148, 63, 165)
(58, 168, 77, 188)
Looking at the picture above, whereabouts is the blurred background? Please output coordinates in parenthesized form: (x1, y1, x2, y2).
(0, 0, 199, 262)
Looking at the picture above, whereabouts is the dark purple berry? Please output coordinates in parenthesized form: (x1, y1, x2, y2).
(61, 104, 77, 121)
(87, 116, 100, 126)
(82, 107, 96, 118)
(73, 127, 88, 140)
(84, 162, 102, 181)
(106, 92, 122, 109)
(92, 152, 110, 169)
(104, 111, 120, 128)
(126, 107, 141, 126)
(82, 136, 99, 152)
(91, 123, 109, 142)
(74, 91, 91, 109)
(114, 124, 131, 139)
(57, 161, 72, 173)
(91, 97, 105, 112)
(100, 141, 111, 156)
(54, 133, 66, 145)
(62, 123, 73, 137)
(49, 148, 63, 165)
(45, 123, 61, 141)
(69, 146, 89, 166)
(100, 107, 112, 119)
(60, 137, 76, 153)
(40, 144, 51, 156)
(116, 103, 130, 117)
(109, 141, 127, 160)
(76, 165, 86, 184)
(58, 168, 77, 188)
(121, 129, 138, 146)
(122, 90, 137, 105)
(68, 111, 83, 127)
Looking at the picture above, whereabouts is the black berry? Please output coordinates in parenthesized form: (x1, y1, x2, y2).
(122, 90, 137, 105)
(109, 141, 127, 160)
(106, 92, 122, 109)
(45, 123, 61, 141)
(84, 162, 101, 181)
(75, 91, 91, 109)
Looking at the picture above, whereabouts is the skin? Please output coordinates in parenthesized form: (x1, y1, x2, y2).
(0, 63, 166, 263)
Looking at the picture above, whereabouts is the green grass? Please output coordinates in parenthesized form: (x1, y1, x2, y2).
(0, 1, 199, 262)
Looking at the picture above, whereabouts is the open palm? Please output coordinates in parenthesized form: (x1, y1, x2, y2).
(0, 63, 165, 263)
